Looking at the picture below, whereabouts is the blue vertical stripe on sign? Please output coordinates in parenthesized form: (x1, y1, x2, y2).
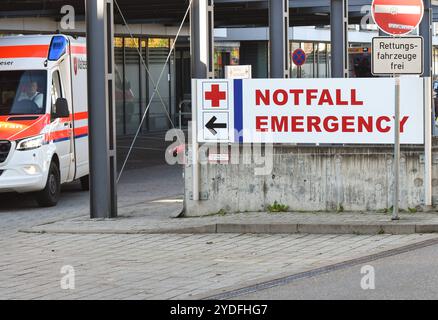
(234, 79, 243, 143)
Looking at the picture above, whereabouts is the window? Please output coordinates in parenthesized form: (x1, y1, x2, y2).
(113, 36, 174, 135)
(301, 42, 315, 78)
(51, 70, 63, 119)
(317, 43, 328, 78)
(0, 70, 47, 115)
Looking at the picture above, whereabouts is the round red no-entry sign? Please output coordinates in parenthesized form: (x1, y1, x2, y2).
(372, 0, 424, 36)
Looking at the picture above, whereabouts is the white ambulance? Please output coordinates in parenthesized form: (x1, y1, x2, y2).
(0, 34, 89, 207)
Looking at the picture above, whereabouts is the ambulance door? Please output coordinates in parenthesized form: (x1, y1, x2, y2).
(68, 38, 89, 179)
(50, 69, 73, 183)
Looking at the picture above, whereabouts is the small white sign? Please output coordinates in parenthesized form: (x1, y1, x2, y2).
(225, 65, 252, 79)
(202, 81, 229, 110)
(208, 153, 230, 163)
(197, 80, 235, 143)
(202, 112, 229, 141)
(372, 36, 423, 75)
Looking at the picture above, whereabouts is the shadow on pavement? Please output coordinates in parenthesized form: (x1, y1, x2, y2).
(0, 132, 184, 214)
(0, 181, 85, 211)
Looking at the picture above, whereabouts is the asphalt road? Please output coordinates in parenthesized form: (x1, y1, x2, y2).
(237, 240, 438, 300)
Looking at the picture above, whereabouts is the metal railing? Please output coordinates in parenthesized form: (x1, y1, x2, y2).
(178, 99, 192, 130)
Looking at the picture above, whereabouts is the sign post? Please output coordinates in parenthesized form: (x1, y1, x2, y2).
(394, 75, 401, 220)
(292, 48, 306, 77)
(371, 0, 424, 221)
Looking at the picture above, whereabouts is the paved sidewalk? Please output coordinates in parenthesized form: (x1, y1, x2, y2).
(5, 197, 438, 299)
(2, 231, 437, 299)
(5, 177, 438, 299)
(21, 203, 438, 235)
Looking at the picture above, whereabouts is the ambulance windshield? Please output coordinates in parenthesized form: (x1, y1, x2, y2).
(0, 70, 47, 116)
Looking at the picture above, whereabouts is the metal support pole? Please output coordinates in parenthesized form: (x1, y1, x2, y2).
(420, 0, 433, 207)
(269, 0, 290, 78)
(86, 0, 117, 218)
(424, 76, 433, 208)
(190, 79, 199, 201)
(420, 0, 433, 78)
(191, 0, 214, 201)
(191, 0, 214, 80)
(393, 76, 400, 221)
(330, 0, 349, 78)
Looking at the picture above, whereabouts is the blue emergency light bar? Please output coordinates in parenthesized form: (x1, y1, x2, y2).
(48, 36, 68, 61)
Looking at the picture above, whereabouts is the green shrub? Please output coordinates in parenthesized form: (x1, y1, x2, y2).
(267, 201, 289, 213)
(408, 207, 417, 213)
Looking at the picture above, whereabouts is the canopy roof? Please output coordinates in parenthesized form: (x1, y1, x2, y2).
(3, 0, 436, 28)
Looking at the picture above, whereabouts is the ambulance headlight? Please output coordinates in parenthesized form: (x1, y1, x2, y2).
(16, 135, 44, 151)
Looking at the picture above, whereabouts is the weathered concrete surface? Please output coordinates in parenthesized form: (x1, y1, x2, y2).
(184, 144, 438, 216)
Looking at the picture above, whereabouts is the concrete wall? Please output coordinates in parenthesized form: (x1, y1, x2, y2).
(184, 144, 438, 216)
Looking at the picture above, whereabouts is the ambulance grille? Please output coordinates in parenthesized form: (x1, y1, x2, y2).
(0, 141, 11, 163)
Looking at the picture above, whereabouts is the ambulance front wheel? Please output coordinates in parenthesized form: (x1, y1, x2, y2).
(80, 175, 90, 191)
(35, 161, 61, 207)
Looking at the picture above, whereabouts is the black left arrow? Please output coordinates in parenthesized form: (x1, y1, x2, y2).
(205, 116, 227, 135)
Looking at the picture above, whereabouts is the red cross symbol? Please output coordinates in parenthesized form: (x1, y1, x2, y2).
(205, 84, 226, 107)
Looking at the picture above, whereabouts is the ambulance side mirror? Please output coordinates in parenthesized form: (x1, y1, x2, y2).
(54, 98, 70, 119)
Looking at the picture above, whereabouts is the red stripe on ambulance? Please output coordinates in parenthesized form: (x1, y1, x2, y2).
(69, 46, 87, 55)
(73, 112, 88, 121)
(0, 45, 49, 59)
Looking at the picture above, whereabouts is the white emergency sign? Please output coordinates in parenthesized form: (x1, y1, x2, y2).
(194, 77, 424, 145)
